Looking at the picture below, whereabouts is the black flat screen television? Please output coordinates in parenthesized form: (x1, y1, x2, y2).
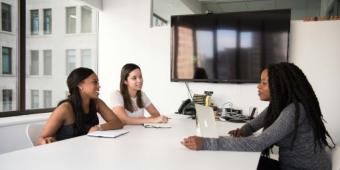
(171, 9, 290, 83)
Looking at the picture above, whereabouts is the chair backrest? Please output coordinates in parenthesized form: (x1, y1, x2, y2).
(26, 123, 45, 146)
(333, 146, 340, 170)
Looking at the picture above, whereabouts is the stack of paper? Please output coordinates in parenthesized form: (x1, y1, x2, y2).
(87, 129, 129, 138)
(143, 123, 171, 128)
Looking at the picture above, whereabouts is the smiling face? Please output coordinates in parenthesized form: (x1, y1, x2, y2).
(78, 73, 100, 99)
(257, 69, 270, 101)
(125, 68, 143, 93)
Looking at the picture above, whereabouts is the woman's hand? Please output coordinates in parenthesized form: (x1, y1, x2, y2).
(88, 125, 101, 133)
(152, 115, 169, 123)
(181, 136, 203, 150)
(37, 136, 56, 145)
(228, 128, 244, 137)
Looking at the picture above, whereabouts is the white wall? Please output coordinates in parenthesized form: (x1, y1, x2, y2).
(99, 0, 340, 143)
(290, 20, 340, 142)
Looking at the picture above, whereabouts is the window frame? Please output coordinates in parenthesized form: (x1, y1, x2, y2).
(1, 2, 12, 32)
(0, 1, 54, 117)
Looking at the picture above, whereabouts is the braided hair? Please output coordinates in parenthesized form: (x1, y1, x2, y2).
(262, 62, 335, 156)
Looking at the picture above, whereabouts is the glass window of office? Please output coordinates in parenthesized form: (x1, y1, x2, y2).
(43, 8, 52, 34)
(43, 50, 52, 75)
(0, 0, 98, 116)
(30, 9, 39, 35)
(43, 90, 52, 108)
(66, 7, 76, 34)
(2, 47, 12, 74)
(30, 89, 39, 109)
(1, 2, 12, 32)
(81, 49, 91, 68)
(30, 50, 39, 75)
(66, 49, 76, 75)
(81, 6, 92, 33)
(2, 89, 12, 111)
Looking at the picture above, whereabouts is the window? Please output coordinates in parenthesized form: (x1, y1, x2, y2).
(2, 47, 12, 74)
(43, 50, 52, 75)
(43, 90, 52, 108)
(2, 89, 12, 111)
(30, 90, 39, 109)
(81, 6, 92, 33)
(30, 9, 39, 35)
(66, 7, 76, 34)
(1, 0, 98, 117)
(43, 9, 52, 34)
(1, 3, 12, 32)
(81, 49, 91, 68)
(30, 50, 39, 75)
(66, 49, 76, 75)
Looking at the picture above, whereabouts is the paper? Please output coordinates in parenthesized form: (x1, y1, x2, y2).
(143, 123, 171, 128)
(87, 129, 129, 138)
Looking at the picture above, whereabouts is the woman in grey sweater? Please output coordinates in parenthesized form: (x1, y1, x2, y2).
(182, 62, 335, 170)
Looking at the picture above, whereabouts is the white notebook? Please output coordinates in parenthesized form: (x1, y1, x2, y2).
(87, 129, 129, 138)
(143, 123, 171, 128)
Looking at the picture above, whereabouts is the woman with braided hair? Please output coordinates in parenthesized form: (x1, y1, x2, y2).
(37, 67, 123, 145)
(182, 62, 335, 170)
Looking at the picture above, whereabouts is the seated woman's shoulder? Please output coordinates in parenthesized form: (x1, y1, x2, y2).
(56, 101, 73, 113)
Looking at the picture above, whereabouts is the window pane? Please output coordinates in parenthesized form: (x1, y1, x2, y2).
(2, 47, 12, 74)
(0, 0, 17, 113)
(30, 50, 39, 75)
(81, 6, 92, 33)
(43, 90, 52, 108)
(81, 49, 91, 68)
(1, 2, 12, 32)
(66, 49, 76, 75)
(43, 9, 52, 34)
(43, 50, 52, 75)
(30, 9, 39, 35)
(2, 89, 12, 111)
(66, 7, 76, 34)
(30, 89, 39, 109)
(25, 0, 98, 111)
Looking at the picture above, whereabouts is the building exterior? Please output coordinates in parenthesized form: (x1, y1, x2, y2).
(0, 0, 98, 112)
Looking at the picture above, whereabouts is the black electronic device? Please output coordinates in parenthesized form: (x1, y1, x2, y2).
(177, 99, 196, 117)
(171, 9, 291, 83)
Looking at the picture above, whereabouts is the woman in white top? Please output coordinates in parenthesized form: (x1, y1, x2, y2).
(111, 63, 168, 124)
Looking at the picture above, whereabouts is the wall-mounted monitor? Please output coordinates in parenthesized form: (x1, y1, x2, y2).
(171, 9, 290, 83)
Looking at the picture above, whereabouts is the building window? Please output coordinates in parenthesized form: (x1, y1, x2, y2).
(2, 89, 12, 111)
(43, 50, 52, 75)
(43, 90, 52, 108)
(1, 3, 12, 32)
(2, 47, 12, 74)
(66, 49, 76, 75)
(81, 49, 91, 68)
(43, 9, 52, 34)
(30, 90, 39, 109)
(30, 50, 39, 75)
(66, 7, 76, 34)
(81, 6, 92, 33)
(30, 9, 39, 35)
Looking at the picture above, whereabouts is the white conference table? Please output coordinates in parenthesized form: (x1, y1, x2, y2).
(0, 114, 260, 170)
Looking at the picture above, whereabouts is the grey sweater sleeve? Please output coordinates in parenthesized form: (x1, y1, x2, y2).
(202, 104, 302, 151)
(241, 108, 268, 136)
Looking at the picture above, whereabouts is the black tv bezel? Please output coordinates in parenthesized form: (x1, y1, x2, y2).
(170, 9, 291, 84)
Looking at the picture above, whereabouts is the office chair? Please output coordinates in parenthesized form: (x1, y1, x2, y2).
(26, 123, 45, 146)
(332, 145, 340, 170)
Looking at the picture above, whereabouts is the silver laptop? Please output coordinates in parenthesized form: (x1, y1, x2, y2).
(195, 104, 218, 138)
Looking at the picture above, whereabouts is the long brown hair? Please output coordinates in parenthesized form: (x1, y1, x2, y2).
(120, 63, 144, 112)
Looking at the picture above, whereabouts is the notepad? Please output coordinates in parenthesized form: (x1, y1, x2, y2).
(143, 123, 171, 128)
(87, 129, 129, 138)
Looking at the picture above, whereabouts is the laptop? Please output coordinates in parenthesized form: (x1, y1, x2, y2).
(195, 104, 219, 138)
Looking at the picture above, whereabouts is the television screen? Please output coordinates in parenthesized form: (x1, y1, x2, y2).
(171, 9, 290, 83)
